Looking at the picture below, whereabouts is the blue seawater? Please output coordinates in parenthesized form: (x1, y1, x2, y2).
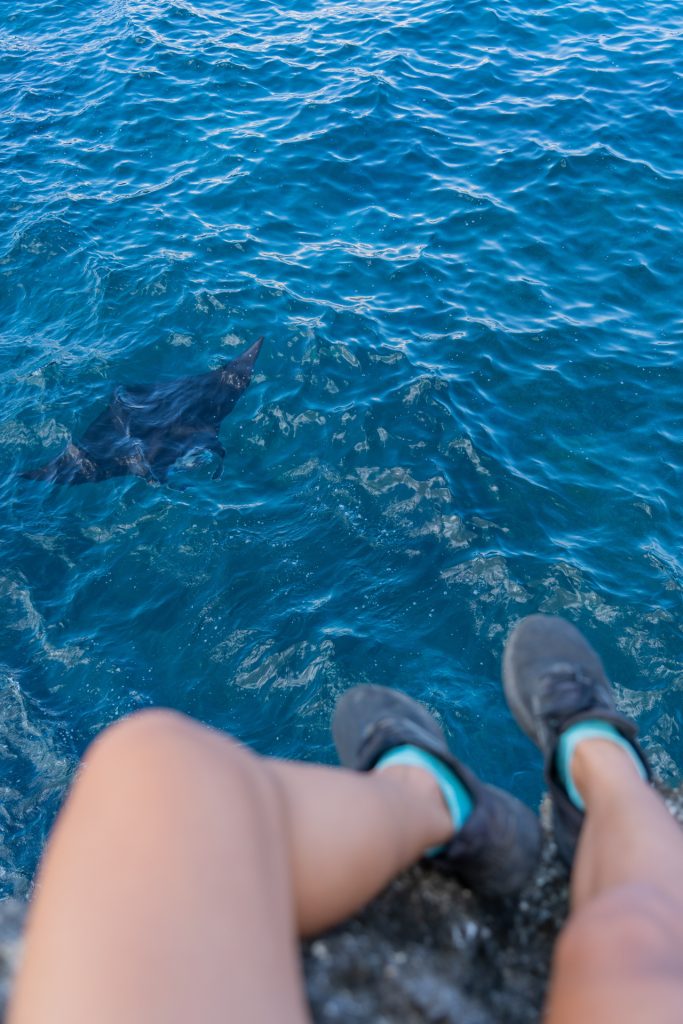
(1, 0, 682, 896)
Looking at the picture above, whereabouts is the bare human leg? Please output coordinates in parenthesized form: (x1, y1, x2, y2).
(545, 739, 683, 1024)
(265, 757, 452, 936)
(9, 709, 453, 1024)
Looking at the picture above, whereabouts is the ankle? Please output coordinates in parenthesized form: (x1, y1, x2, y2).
(377, 763, 454, 842)
(571, 737, 645, 805)
(379, 762, 450, 811)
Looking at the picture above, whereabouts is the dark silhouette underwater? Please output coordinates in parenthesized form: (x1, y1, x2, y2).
(22, 337, 263, 486)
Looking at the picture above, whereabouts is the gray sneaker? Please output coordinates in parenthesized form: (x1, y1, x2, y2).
(502, 614, 652, 865)
(332, 684, 541, 899)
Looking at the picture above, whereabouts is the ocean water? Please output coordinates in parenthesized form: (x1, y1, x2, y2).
(1, 0, 682, 897)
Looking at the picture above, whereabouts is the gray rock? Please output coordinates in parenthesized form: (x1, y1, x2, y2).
(0, 900, 25, 1020)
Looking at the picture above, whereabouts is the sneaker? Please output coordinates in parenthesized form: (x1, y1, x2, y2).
(332, 684, 541, 899)
(502, 614, 652, 865)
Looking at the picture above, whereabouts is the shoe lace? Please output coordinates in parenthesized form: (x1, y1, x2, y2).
(535, 665, 607, 733)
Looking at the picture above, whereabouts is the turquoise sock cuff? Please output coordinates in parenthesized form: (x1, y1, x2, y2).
(557, 719, 648, 811)
(375, 744, 474, 856)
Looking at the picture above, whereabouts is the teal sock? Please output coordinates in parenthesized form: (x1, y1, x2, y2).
(375, 744, 474, 856)
(556, 719, 648, 811)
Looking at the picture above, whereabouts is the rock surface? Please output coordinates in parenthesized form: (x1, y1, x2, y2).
(0, 788, 681, 1023)
(0, 900, 25, 1020)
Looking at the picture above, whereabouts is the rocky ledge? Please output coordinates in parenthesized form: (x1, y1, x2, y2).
(1, 788, 681, 1023)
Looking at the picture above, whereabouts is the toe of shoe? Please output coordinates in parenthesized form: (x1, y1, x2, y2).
(332, 684, 446, 770)
(502, 615, 612, 744)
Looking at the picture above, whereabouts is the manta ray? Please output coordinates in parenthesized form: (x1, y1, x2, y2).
(22, 337, 263, 485)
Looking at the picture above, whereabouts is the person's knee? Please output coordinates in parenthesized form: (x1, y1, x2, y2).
(83, 708, 214, 774)
(75, 709, 259, 817)
(556, 883, 683, 980)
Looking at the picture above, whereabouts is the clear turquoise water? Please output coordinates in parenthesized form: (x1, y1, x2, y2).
(1, 0, 682, 896)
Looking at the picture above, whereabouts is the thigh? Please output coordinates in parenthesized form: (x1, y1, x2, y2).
(9, 711, 311, 1024)
(545, 883, 683, 1024)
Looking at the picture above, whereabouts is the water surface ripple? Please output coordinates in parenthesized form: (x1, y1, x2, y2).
(1, 0, 682, 894)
